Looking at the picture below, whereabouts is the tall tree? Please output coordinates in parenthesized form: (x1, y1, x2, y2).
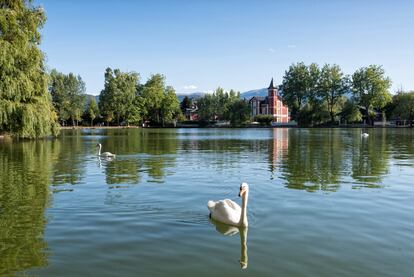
(180, 96, 192, 113)
(392, 91, 414, 127)
(140, 74, 165, 124)
(65, 73, 86, 126)
(49, 69, 69, 124)
(352, 65, 392, 125)
(0, 0, 59, 138)
(139, 74, 180, 125)
(49, 69, 86, 126)
(197, 93, 215, 122)
(317, 64, 350, 123)
(197, 88, 244, 124)
(160, 86, 180, 126)
(87, 98, 99, 126)
(99, 68, 139, 125)
(280, 62, 320, 122)
(197, 88, 225, 122)
(228, 99, 251, 125)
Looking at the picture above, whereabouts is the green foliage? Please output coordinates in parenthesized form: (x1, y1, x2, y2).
(180, 96, 192, 112)
(197, 87, 242, 124)
(87, 98, 99, 126)
(139, 74, 181, 125)
(352, 65, 392, 125)
(341, 99, 362, 123)
(96, 71, 181, 126)
(125, 96, 142, 126)
(139, 74, 165, 123)
(0, 0, 59, 138)
(99, 68, 140, 125)
(317, 64, 350, 123)
(391, 91, 414, 126)
(280, 62, 394, 126)
(160, 86, 181, 126)
(197, 93, 216, 122)
(49, 69, 86, 126)
(254, 115, 274, 126)
(280, 62, 320, 121)
(228, 99, 251, 125)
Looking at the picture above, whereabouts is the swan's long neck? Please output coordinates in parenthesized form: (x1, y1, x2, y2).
(97, 145, 102, 156)
(239, 192, 248, 226)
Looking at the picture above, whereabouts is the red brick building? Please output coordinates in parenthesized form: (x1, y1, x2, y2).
(249, 79, 290, 123)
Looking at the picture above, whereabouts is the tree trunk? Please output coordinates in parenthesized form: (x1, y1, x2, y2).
(365, 106, 371, 126)
(330, 105, 335, 124)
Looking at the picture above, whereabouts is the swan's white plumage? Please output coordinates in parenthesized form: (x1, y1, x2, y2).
(96, 143, 116, 157)
(208, 199, 242, 226)
(208, 183, 249, 227)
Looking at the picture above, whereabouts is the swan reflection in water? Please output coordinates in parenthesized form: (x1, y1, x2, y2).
(209, 218, 248, 269)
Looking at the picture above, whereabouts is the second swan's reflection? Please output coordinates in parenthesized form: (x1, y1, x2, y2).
(209, 218, 248, 269)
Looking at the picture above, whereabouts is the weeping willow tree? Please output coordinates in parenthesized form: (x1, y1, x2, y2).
(0, 0, 59, 138)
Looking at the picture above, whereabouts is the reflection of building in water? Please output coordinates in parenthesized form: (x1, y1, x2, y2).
(269, 128, 289, 173)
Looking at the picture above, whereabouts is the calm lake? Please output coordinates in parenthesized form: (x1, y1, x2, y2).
(1, 128, 414, 276)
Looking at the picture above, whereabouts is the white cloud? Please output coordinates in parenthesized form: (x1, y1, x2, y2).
(183, 85, 197, 90)
(204, 89, 214, 94)
(268, 48, 276, 53)
(287, 44, 297, 49)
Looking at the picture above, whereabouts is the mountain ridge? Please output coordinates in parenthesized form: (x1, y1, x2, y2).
(176, 88, 268, 101)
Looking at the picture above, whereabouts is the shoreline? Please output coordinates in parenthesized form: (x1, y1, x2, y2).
(59, 126, 140, 130)
(58, 125, 413, 130)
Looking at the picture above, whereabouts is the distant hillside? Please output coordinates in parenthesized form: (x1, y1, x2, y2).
(240, 88, 267, 99)
(176, 88, 271, 102)
(85, 94, 99, 104)
(176, 92, 205, 102)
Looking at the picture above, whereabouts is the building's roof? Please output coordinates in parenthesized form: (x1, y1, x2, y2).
(251, 96, 266, 101)
(268, 78, 276, 90)
(249, 96, 269, 104)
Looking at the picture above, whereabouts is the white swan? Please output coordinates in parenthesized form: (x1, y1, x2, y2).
(361, 132, 369, 138)
(96, 143, 116, 157)
(207, 182, 249, 227)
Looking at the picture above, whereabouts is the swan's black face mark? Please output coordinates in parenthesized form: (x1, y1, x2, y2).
(239, 183, 248, 197)
(239, 187, 246, 197)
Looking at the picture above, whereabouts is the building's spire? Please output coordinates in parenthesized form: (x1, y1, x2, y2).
(268, 78, 275, 89)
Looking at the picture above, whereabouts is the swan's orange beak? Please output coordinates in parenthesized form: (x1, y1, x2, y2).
(238, 187, 245, 197)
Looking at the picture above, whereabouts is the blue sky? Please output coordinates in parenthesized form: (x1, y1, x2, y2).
(36, 0, 414, 95)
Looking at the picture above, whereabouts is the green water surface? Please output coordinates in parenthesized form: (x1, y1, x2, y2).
(0, 128, 413, 276)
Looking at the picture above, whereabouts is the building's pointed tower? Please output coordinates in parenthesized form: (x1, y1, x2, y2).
(268, 78, 277, 119)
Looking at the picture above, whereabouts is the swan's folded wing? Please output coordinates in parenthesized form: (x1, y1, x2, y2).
(223, 199, 241, 212)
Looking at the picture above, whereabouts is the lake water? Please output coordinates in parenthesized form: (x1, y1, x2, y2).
(1, 128, 414, 276)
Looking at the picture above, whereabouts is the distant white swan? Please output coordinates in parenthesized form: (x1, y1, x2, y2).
(96, 143, 116, 157)
(361, 132, 369, 138)
(207, 182, 249, 227)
